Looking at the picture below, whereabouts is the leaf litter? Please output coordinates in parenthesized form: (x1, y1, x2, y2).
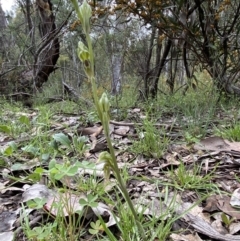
(1, 106, 240, 240)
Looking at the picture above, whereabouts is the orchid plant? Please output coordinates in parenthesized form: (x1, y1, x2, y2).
(70, 0, 146, 239)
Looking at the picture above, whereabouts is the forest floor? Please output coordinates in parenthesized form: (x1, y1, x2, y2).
(1, 93, 240, 241)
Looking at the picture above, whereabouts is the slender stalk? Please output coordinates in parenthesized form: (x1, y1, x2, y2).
(102, 113, 147, 240)
(70, 1, 146, 239)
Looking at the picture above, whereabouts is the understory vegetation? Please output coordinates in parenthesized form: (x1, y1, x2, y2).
(1, 77, 240, 240)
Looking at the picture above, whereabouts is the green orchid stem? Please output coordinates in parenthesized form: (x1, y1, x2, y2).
(71, 1, 146, 239)
(102, 115, 147, 241)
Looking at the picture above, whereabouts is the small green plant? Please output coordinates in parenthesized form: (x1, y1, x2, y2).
(184, 131, 201, 145)
(24, 220, 57, 241)
(0, 114, 32, 137)
(215, 123, 240, 141)
(221, 213, 235, 229)
(132, 119, 169, 158)
(22, 159, 100, 241)
(89, 220, 104, 235)
(167, 161, 218, 193)
(50, 132, 90, 157)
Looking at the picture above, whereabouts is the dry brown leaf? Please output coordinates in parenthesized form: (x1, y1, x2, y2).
(77, 126, 102, 136)
(174, 201, 240, 241)
(230, 188, 240, 208)
(0, 231, 14, 241)
(170, 233, 203, 241)
(216, 195, 240, 219)
(211, 219, 228, 234)
(164, 153, 180, 165)
(229, 222, 240, 234)
(194, 136, 240, 152)
(114, 125, 130, 135)
(204, 195, 220, 212)
(44, 192, 86, 216)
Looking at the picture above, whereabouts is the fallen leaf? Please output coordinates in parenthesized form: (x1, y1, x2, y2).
(0, 231, 14, 241)
(230, 188, 240, 208)
(194, 136, 240, 152)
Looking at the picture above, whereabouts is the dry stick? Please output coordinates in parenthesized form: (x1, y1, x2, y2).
(110, 120, 180, 130)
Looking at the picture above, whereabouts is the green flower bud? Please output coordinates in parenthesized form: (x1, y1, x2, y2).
(99, 92, 110, 114)
(79, 0, 92, 34)
(98, 151, 113, 181)
(98, 151, 112, 164)
(77, 41, 90, 62)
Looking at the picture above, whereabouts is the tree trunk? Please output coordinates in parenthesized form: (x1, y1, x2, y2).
(143, 27, 156, 98)
(151, 38, 172, 98)
(34, 0, 60, 89)
(17, 0, 60, 94)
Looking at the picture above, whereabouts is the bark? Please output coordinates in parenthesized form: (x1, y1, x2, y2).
(110, 11, 126, 95)
(143, 27, 156, 98)
(166, 46, 179, 94)
(17, 0, 60, 94)
(111, 53, 122, 94)
(151, 38, 172, 98)
(34, 0, 60, 89)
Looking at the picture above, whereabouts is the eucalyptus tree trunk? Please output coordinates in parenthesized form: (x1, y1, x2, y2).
(109, 9, 126, 95)
(33, 0, 60, 89)
(17, 0, 60, 94)
(143, 27, 156, 98)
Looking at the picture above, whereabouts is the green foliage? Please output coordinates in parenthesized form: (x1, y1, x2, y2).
(184, 131, 201, 145)
(79, 193, 98, 208)
(0, 114, 32, 137)
(132, 119, 169, 158)
(167, 162, 218, 193)
(221, 213, 235, 228)
(25, 222, 58, 241)
(215, 123, 240, 142)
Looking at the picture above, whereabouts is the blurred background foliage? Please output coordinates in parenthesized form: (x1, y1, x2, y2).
(0, 0, 239, 105)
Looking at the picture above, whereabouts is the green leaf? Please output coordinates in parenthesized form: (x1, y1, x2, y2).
(41, 153, 50, 162)
(0, 125, 11, 134)
(27, 173, 41, 182)
(89, 201, 98, 208)
(21, 145, 39, 156)
(49, 140, 59, 150)
(89, 228, 99, 235)
(19, 115, 30, 126)
(87, 193, 98, 203)
(89, 220, 102, 234)
(9, 141, 17, 150)
(26, 198, 46, 209)
(3, 145, 13, 156)
(0, 158, 7, 166)
(221, 213, 229, 226)
(67, 166, 79, 176)
(52, 133, 71, 148)
(34, 167, 44, 174)
(54, 172, 65, 180)
(79, 198, 88, 206)
(48, 159, 56, 170)
(11, 163, 24, 171)
(79, 160, 95, 169)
